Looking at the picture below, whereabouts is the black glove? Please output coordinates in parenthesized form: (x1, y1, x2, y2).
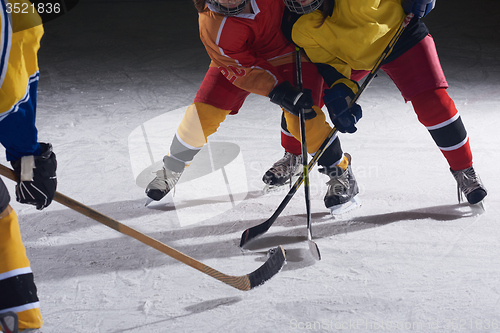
(269, 81, 317, 119)
(11, 143, 57, 210)
(323, 82, 362, 133)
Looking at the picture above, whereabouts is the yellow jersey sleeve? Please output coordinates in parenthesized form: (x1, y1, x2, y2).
(1, 0, 43, 115)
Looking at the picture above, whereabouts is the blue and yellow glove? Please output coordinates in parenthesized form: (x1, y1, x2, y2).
(323, 79, 362, 134)
(402, 0, 436, 18)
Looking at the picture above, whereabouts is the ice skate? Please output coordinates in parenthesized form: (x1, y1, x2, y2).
(450, 165, 487, 205)
(0, 311, 18, 333)
(262, 152, 302, 192)
(319, 153, 361, 215)
(145, 155, 184, 202)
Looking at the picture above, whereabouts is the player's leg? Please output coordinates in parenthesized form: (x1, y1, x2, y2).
(280, 61, 360, 212)
(382, 35, 486, 204)
(0, 180, 43, 331)
(146, 67, 249, 201)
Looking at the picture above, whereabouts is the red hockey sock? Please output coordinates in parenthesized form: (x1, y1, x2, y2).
(411, 88, 473, 170)
(281, 130, 302, 156)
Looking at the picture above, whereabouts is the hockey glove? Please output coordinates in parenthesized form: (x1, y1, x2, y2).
(269, 81, 317, 119)
(11, 143, 57, 210)
(323, 82, 362, 134)
(402, 0, 435, 18)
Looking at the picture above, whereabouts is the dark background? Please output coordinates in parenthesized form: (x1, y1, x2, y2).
(37, 0, 500, 118)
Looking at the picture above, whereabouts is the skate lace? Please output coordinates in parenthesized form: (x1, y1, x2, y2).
(452, 167, 483, 203)
(150, 168, 182, 195)
(269, 152, 302, 177)
(325, 169, 349, 195)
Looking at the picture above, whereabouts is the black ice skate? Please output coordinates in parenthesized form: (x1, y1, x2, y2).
(262, 152, 302, 191)
(319, 153, 361, 215)
(450, 165, 487, 205)
(0, 311, 18, 333)
(145, 155, 184, 202)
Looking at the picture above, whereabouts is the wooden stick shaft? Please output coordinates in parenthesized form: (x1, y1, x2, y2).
(0, 163, 252, 290)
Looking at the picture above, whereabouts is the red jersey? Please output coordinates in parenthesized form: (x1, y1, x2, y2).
(198, 0, 296, 97)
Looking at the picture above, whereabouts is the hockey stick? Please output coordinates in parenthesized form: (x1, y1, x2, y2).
(296, 48, 321, 260)
(0, 163, 285, 291)
(240, 13, 414, 247)
(240, 134, 333, 247)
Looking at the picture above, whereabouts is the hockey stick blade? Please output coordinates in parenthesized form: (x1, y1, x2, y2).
(240, 189, 298, 247)
(204, 245, 286, 290)
(306, 224, 321, 260)
(246, 245, 286, 288)
(308, 240, 321, 261)
(0, 164, 285, 291)
(240, 218, 272, 247)
(240, 129, 338, 247)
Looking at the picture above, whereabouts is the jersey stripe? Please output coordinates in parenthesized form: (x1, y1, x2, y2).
(428, 115, 468, 150)
(439, 137, 468, 152)
(0, 273, 39, 311)
(216, 16, 227, 56)
(0, 267, 32, 281)
(425, 112, 460, 131)
(0, 71, 39, 121)
(0, 301, 41, 314)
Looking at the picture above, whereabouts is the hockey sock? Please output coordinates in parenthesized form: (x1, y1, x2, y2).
(169, 103, 232, 169)
(281, 131, 302, 156)
(280, 112, 304, 156)
(411, 88, 473, 171)
(167, 133, 199, 171)
(314, 135, 345, 169)
(334, 155, 349, 170)
(0, 207, 43, 330)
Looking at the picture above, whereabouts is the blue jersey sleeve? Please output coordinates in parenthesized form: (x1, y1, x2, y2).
(0, 73, 40, 161)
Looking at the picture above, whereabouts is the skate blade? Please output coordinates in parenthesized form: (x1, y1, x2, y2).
(145, 197, 154, 207)
(262, 176, 300, 194)
(263, 184, 284, 194)
(329, 196, 362, 215)
(473, 199, 486, 212)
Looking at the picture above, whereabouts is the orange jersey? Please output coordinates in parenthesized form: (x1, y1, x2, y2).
(198, 0, 296, 97)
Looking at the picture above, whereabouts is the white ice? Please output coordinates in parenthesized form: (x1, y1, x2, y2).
(1, 0, 499, 332)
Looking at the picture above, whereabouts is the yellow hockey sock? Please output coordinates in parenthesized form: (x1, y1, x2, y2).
(0, 207, 43, 330)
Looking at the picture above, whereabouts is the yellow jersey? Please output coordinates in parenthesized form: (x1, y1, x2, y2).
(292, 0, 405, 78)
(0, 0, 43, 118)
